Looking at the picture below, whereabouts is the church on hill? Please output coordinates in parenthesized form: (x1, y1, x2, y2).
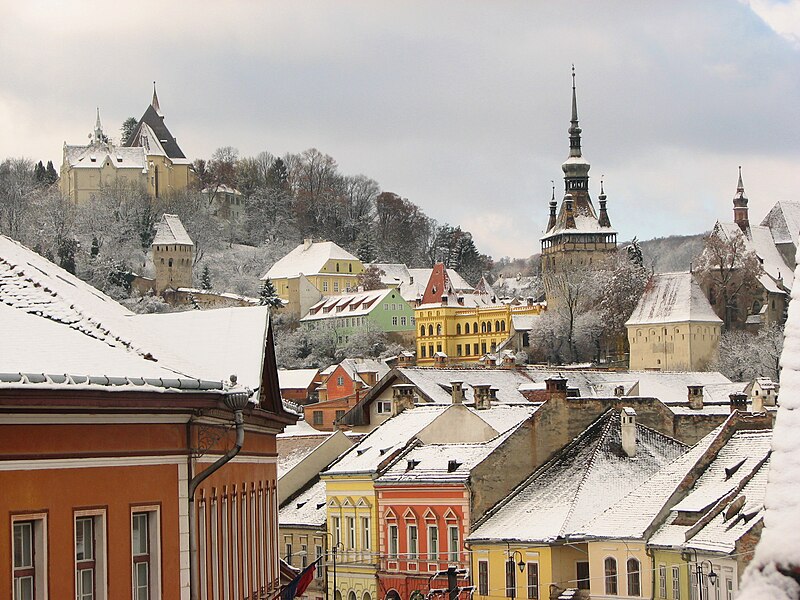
(540, 69, 618, 305)
(59, 83, 196, 203)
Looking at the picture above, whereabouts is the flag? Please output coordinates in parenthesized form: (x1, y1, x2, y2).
(281, 558, 321, 600)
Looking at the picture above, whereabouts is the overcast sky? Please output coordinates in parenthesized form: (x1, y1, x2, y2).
(1, 1, 798, 259)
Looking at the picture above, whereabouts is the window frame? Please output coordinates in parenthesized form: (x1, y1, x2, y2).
(478, 560, 489, 596)
(526, 562, 539, 600)
(427, 525, 438, 560)
(505, 558, 516, 598)
(407, 524, 418, 560)
(627, 557, 641, 597)
(604, 556, 618, 595)
(75, 510, 107, 600)
(388, 525, 399, 559)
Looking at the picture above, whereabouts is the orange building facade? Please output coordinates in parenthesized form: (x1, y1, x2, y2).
(374, 484, 471, 600)
(0, 376, 294, 600)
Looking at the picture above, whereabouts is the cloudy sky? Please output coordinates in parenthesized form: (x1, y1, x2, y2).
(1, 1, 798, 259)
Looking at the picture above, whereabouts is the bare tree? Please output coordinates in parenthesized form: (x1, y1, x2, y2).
(713, 323, 783, 381)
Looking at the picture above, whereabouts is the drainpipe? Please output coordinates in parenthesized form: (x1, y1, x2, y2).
(189, 381, 252, 600)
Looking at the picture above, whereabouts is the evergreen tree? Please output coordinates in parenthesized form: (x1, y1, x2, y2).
(45, 161, 58, 184)
(120, 117, 138, 145)
(34, 161, 46, 182)
(201, 265, 212, 290)
(57, 238, 78, 274)
(259, 278, 283, 309)
(626, 237, 644, 267)
(91, 236, 100, 258)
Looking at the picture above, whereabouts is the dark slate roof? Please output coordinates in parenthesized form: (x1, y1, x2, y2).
(126, 104, 186, 159)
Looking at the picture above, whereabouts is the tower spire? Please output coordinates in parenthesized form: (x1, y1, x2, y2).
(151, 81, 161, 114)
(93, 107, 104, 144)
(547, 181, 557, 231)
(568, 64, 582, 158)
(733, 165, 749, 233)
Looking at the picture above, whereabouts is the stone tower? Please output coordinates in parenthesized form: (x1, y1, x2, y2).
(541, 68, 617, 304)
(152, 214, 194, 294)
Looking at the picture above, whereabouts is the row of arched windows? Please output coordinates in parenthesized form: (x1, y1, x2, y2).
(604, 557, 641, 596)
(418, 321, 508, 337)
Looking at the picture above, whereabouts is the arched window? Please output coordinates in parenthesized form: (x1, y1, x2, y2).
(456, 324, 462, 335)
(386, 591, 401, 600)
(420, 326, 426, 337)
(349, 591, 357, 600)
(168, 258, 173, 267)
(481, 322, 487, 333)
(464, 323, 470, 334)
(335, 592, 343, 600)
(495, 320, 501, 332)
(501, 321, 506, 332)
(428, 325, 434, 336)
(364, 593, 373, 600)
(474, 322, 478, 333)
(604, 557, 618, 595)
(627, 558, 641, 596)
(436, 324, 442, 335)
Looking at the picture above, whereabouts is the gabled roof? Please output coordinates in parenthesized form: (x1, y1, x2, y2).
(126, 101, 186, 160)
(263, 241, 360, 280)
(716, 221, 794, 292)
(300, 288, 399, 322)
(469, 409, 687, 543)
(760, 200, 800, 248)
(278, 368, 320, 390)
(626, 272, 721, 326)
(152, 214, 193, 246)
(64, 143, 146, 170)
(278, 478, 328, 528)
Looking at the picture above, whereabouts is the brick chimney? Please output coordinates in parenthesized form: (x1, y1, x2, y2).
(450, 380, 464, 404)
(473, 384, 492, 410)
(688, 385, 704, 410)
(397, 351, 416, 367)
(502, 353, 516, 369)
(621, 407, 637, 457)
(729, 392, 748, 413)
(545, 377, 568, 399)
(434, 352, 448, 368)
(392, 384, 416, 416)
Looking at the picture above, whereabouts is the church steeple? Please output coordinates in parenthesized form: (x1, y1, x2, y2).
(568, 65, 583, 159)
(733, 166, 749, 233)
(562, 66, 590, 199)
(93, 107, 105, 145)
(151, 81, 161, 114)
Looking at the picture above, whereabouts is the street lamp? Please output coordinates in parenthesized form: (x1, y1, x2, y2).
(321, 530, 343, 600)
(509, 550, 526, 574)
(681, 549, 718, 600)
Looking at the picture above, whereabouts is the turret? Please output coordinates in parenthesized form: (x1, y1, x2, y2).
(598, 178, 611, 228)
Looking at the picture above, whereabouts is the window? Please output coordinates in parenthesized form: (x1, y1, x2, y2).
(659, 564, 667, 598)
(392, 317, 398, 326)
(408, 525, 418, 559)
(456, 345, 462, 357)
(671, 566, 680, 600)
(335, 410, 345, 422)
(313, 411, 323, 425)
(576, 562, 589, 590)
(726, 578, 733, 600)
(13, 521, 36, 600)
(627, 558, 641, 596)
(323, 281, 329, 292)
(315, 545, 324, 579)
(76, 515, 104, 600)
(436, 324, 442, 335)
(377, 400, 392, 415)
(428, 325, 433, 336)
(420, 326, 425, 337)
(332, 516, 341, 546)
(334, 281, 339, 292)
(427, 526, 438, 559)
(347, 517, 355, 549)
(388, 525, 398, 559)
(448, 526, 459, 562)
(478, 561, 489, 595)
(456, 324, 462, 334)
(464, 323, 470, 334)
(285, 538, 293, 563)
(132, 511, 160, 600)
(473, 344, 479, 355)
(401, 316, 407, 326)
(361, 517, 370, 550)
(604, 557, 618, 595)
(527, 563, 539, 599)
(337, 376, 345, 386)
(505, 558, 516, 598)
(301, 543, 308, 569)
(421, 346, 426, 358)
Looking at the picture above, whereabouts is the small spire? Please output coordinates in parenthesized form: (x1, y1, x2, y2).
(547, 181, 557, 231)
(93, 107, 104, 144)
(151, 81, 161, 113)
(568, 65, 582, 158)
(737, 165, 745, 193)
(598, 176, 611, 228)
(599, 175, 606, 199)
(551, 180, 556, 202)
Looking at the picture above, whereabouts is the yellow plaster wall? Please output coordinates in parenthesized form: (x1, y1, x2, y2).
(586, 540, 650, 599)
(628, 321, 721, 371)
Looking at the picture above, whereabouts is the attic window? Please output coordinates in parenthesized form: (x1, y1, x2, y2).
(316, 502, 326, 510)
(117, 155, 123, 162)
(406, 459, 420, 472)
(356, 446, 371, 456)
(90, 155, 97, 162)
(379, 446, 393, 455)
(296, 501, 307, 509)
(447, 460, 462, 473)
(724, 458, 747, 480)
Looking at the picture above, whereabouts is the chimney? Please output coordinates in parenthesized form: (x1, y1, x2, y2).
(392, 384, 416, 416)
(303, 238, 312, 250)
(545, 377, 568, 398)
(526, 296, 534, 306)
(473, 384, 492, 410)
(751, 390, 765, 414)
(502, 353, 516, 369)
(621, 407, 637, 457)
(450, 380, 464, 404)
(614, 385, 625, 397)
(434, 352, 448, 368)
(729, 392, 748, 413)
(398, 351, 416, 367)
(687, 385, 704, 410)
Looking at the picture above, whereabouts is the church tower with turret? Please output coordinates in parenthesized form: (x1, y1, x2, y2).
(541, 68, 617, 303)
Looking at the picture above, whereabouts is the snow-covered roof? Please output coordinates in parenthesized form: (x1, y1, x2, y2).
(736, 252, 800, 600)
(511, 314, 541, 331)
(626, 272, 721, 326)
(395, 367, 543, 406)
(278, 369, 319, 390)
(338, 357, 391, 380)
(301, 288, 398, 322)
(0, 235, 273, 397)
(64, 142, 147, 170)
(263, 241, 360, 280)
(717, 222, 794, 292)
(152, 214, 194, 246)
(469, 410, 687, 543)
(278, 479, 328, 528)
(760, 200, 800, 249)
(277, 434, 333, 476)
(201, 184, 242, 196)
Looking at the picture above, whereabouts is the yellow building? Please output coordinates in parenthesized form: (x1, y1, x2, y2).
(262, 240, 365, 319)
(414, 264, 544, 365)
(627, 272, 722, 371)
(60, 85, 196, 203)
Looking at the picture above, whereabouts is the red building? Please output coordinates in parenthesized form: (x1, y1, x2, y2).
(0, 235, 296, 600)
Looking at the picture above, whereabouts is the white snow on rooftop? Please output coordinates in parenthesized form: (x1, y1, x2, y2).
(470, 410, 687, 543)
(278, 369, 319, 390)
(152, 214, 194, 246)
(263, 241, 359, 280)
(278, 479, 328, 528)
(626, 272, 721, 326)
(64, 142, 146, 170)
(301, 288, 401, 322)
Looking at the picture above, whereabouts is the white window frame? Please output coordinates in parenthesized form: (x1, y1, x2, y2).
(346, 517, 355, 550)
(376, 400, 392, 415)
(478, 560, 489, 596)
(659, 564, 667, 599)
(448, 526, 459, 563)
(388, 525, 398, 559)
(526, 562, 539, 599)
(361, 517, 370, 550)
(408, 525, 418, 559)
(131, 506, 161, 600)
(427, 525, 438, 560)
(332, 516, 341, 547)
(75, 509, 108, 600)
(12, 514, 47, 600)
(671, 565, 680, 600)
